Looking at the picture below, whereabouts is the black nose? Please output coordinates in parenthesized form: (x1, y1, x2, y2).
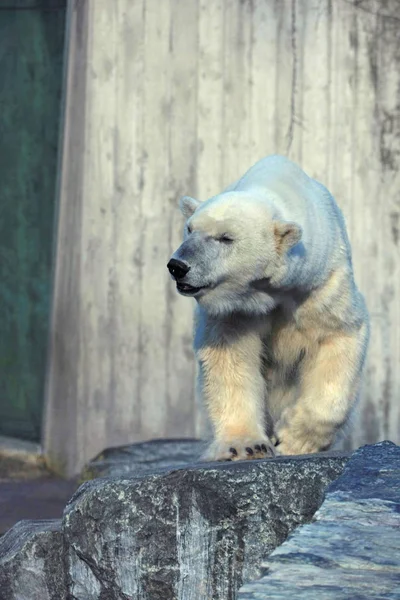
(167, 258, 190, 280)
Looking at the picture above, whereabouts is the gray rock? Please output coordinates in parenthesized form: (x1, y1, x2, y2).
(81, 438, 206, 480)
(239, 441, 400, 599)
(0, 519, 66, 600)
(65, 453, 347, 600)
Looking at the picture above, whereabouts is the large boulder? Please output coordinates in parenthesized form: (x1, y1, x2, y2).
(239, 441, 400, 599)
(64, 452, 347, 600)
(4, 440, 398, 600)
(0, 519, 66, 600)
(80, 438, 206, 480)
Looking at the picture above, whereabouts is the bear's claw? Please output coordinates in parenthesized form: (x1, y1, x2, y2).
(203, 438, 276, 462)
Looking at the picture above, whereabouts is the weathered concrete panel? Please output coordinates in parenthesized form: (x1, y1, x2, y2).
(45, 0, 400, 475)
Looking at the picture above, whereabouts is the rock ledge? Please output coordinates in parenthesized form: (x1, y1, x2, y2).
(4, 440, 397, 599)
(239, 441, 400, 599)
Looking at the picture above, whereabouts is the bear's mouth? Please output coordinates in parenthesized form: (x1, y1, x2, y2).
(176, 282, 206, 296)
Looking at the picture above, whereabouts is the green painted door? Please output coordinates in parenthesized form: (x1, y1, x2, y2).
(0, 0, 66, 440)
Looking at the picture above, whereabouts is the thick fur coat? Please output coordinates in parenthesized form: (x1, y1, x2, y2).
(168, 156, 369, 460)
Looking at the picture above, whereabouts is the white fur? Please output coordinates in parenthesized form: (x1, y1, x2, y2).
(169, 155, 369, 460)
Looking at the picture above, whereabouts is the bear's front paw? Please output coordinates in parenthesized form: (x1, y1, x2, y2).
(275, 436, 320, 456)
(203, 438, 276, 462)
(276, 425, 332, 456)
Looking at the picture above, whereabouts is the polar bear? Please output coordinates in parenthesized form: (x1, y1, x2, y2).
(167, 155, 369, 461)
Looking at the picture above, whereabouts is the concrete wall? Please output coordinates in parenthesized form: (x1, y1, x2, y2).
(44, 0, 400, 476)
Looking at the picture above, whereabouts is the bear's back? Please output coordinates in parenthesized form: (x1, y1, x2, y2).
(231, 155, 352, 288)
(233, 155, 330, 220)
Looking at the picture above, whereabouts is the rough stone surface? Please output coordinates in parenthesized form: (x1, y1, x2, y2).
(65, 453, 347, 600)
(10, 440, 400, 600)
(81, 438, 206, 480)
(0, 519, 66, 600)
(239, 441, 400, 599)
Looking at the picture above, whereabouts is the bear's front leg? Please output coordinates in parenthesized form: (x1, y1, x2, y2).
(197, 325, 275, 461)
(276, 326, 368, 455)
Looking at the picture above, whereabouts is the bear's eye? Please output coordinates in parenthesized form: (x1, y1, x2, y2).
(218, 234, 234, 243)
(187, 224, 193, 234)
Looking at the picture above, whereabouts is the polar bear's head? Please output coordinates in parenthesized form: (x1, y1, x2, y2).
(167, 191, 302, 316)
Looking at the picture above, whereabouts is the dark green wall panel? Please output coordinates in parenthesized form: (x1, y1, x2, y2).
(0, 0, 66, 440)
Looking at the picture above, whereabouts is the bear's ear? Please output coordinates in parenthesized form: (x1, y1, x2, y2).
(274, 221, 302, 253)
(179, 196, 200, 218)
